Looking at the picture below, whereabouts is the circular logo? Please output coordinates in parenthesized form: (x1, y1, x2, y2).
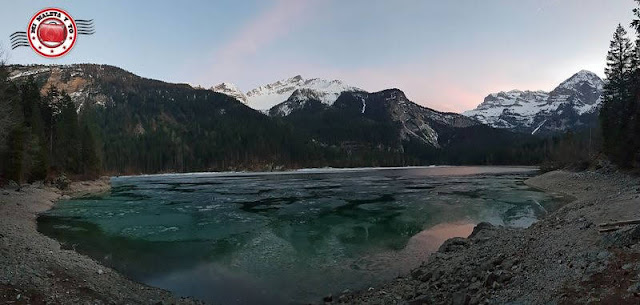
(27, 8, 77, 58)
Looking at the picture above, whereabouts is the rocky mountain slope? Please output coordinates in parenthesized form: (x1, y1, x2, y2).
(270, 88, 480, 149)
(463, 70, 604, 135)
(5, 64, 546, 171)
(265, 88, 544, 165)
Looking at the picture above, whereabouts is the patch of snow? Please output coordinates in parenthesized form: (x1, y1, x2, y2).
(8, 67, 50, 80)
(531, 120, 547, 135)
(557, 70, 604, 92)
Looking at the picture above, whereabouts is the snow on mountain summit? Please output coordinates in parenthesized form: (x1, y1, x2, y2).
(556, 70, 604, 93)
(210, 82, 248, 104)
(463, 70, 604, 135)
(245, 75, 361, 111)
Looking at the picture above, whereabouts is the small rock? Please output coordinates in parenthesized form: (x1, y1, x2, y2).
(492, 254, 505, 266)
(451, 292, 470, 305)
(323, 294, 332, 302)
(418, 271, 432, 282)
(628, 282, 640, 293)
(469, 296, 480, 305)
(438, 237, 471, 253)
(468, 281, 482, 292)
(484, 272, 499, 288)
(498, 271, 512, 283)
(411, 268, 424, 279)
(580, 222, 592, 230)
(596, 251, 609, 260)
(622, 263, 634, 271)
(97, 269, 104, 275)
(481, 261, 494, 272)
(408, 295, 433, 305)
(501, 258, 518, 270)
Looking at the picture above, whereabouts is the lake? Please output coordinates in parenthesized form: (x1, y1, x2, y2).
(37, 166, 567, 304)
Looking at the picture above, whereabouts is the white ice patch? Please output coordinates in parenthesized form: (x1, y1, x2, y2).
(8, 67, 51, 80)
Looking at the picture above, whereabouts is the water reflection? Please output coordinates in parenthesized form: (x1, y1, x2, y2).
(38, 166, 566, 304)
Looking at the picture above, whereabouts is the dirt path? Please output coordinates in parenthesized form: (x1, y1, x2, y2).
(0, 178, 200, 305)
(338, 169, 640, 304)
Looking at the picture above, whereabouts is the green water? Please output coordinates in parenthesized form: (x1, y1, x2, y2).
(37, 166, 567, 304)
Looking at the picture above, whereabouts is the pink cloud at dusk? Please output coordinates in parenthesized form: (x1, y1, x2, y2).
(205, 0, 316, 82)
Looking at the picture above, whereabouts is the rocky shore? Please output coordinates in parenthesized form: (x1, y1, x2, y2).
(0, 178, 200, 304)
(337, 169, 640, 304)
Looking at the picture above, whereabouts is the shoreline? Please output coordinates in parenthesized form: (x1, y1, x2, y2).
(111, 165, 539, 178)
(338, 169, 640, 304)
(3, 169, 639, 304)
(0, 178, 200, 304)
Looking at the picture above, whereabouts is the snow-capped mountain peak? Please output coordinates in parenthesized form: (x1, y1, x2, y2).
(463, 70, 604, 135)
(210, 82, 248, 104)
(246, 75, 361, 111)
(556, 70, 604, 93)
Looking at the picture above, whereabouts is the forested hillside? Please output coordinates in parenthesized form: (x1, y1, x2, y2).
(0, 62, 564, 183)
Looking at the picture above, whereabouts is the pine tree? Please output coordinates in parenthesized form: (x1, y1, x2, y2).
(604, 25, 633, 98)
(601, 24, 634, 166)
(629, 0, 640, 166)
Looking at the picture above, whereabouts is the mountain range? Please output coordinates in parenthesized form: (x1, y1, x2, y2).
(212, 70, 605, 137)
(211, 75, 360, 112)
(5, 64, 544, 173)
(463, 70, 604, 135)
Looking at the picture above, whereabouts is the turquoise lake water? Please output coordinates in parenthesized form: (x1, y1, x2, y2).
(37, 166, 567, 304)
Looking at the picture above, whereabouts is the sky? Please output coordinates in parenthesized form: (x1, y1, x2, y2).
(0, 0, 636, 112)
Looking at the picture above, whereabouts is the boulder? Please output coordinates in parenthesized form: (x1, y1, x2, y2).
(438, 237, 471, 253)
(468, 222, 495, 239)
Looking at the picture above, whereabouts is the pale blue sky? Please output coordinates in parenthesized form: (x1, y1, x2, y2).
(0, 0, 635, 112)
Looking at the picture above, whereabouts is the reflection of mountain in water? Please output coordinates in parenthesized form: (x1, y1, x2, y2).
(38, 166, 568, 304)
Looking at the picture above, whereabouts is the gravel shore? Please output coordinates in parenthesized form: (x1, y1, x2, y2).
(337, 169, 640, 304)
(0, 178, 200, 305)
